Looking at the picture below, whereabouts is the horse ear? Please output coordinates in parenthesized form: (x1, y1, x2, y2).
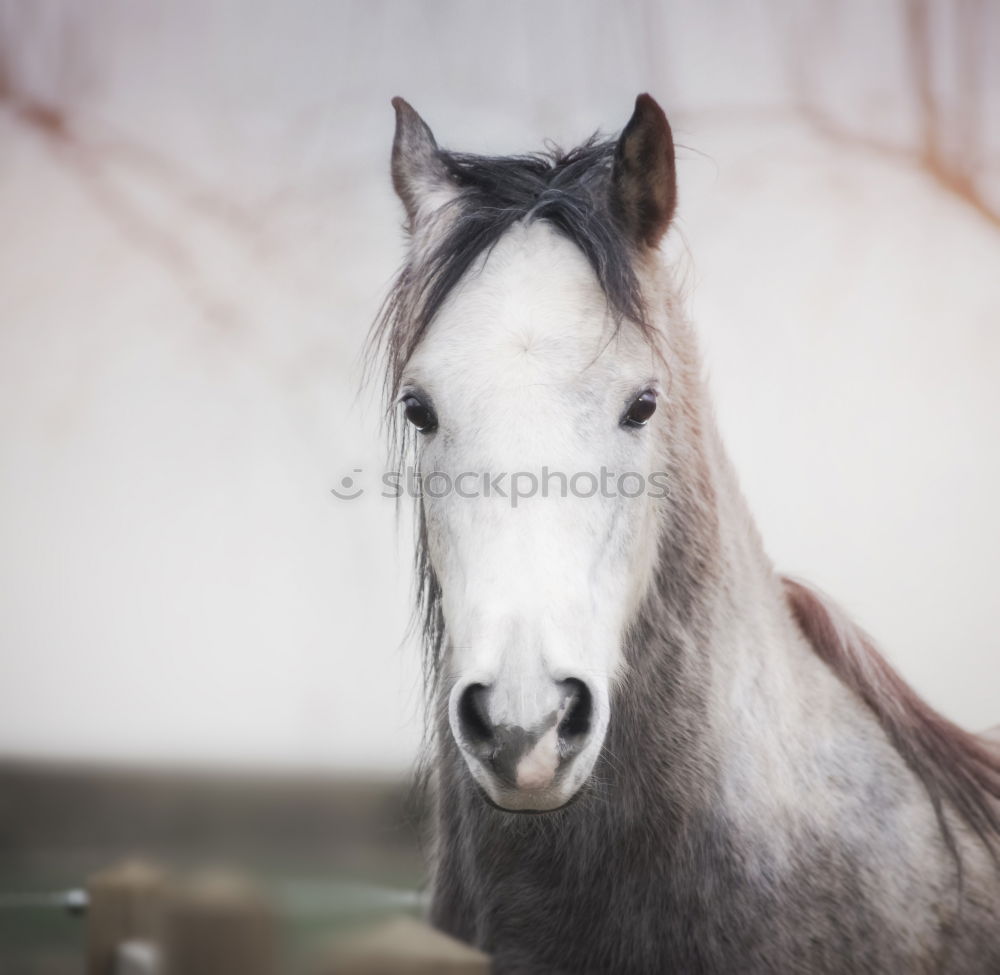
(609, 94, 677, 249)
(391, 97, 456, 231)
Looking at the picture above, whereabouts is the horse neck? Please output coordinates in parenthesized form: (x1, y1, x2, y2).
(617, 355, 865, 821)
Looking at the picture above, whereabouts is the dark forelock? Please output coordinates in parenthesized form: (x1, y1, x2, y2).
(370, 138, 650, 411)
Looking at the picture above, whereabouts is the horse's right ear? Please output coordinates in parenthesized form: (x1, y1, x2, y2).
(609, 94, 677, 249)
(391, 97, 456, 231)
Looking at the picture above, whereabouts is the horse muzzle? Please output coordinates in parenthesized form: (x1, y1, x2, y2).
(449, 675, 605, 811)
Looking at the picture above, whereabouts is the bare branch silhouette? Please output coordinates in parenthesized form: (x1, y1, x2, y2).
(780, 0, 1000, 230)
(0, 8, 280, 332)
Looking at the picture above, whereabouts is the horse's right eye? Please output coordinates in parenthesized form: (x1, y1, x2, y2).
(402, 395, 438, 433)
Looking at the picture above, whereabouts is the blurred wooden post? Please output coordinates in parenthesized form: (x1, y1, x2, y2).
(86, 859, 166, 975)
(319, 915, 490, 975)
(162, 869, 277, 975)
(114, 940, 160, 975)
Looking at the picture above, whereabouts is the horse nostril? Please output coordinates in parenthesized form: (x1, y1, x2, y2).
(457, 683, 494, 745)
(557, 678, 592, 742)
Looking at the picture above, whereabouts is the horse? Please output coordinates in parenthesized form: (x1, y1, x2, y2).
(369, 93, 1000, 973)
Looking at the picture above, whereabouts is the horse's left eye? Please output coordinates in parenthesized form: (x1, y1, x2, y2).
(402, 394, 438, 433)
(622, 390, 657, 428)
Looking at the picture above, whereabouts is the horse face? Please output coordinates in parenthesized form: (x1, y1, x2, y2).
(386, 95, 677, 811)
(402, 222, 664, 811)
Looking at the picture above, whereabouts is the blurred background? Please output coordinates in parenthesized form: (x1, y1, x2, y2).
(1, 1, 998, 970)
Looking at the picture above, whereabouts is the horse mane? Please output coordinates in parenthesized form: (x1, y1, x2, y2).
(783, 576, 1000, 863)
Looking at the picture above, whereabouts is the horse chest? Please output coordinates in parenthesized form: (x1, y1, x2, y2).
(435, 803, 972, 974)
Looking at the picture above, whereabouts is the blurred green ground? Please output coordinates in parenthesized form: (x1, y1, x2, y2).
(0, 761, 424, 974)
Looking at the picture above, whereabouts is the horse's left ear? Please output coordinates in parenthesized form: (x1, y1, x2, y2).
(391, 97, 457, 232)
(609, 94, 677, 249)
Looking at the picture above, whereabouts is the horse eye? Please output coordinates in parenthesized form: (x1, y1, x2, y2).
(402, 394, 438, 433)
(623, 390, 657, 428)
